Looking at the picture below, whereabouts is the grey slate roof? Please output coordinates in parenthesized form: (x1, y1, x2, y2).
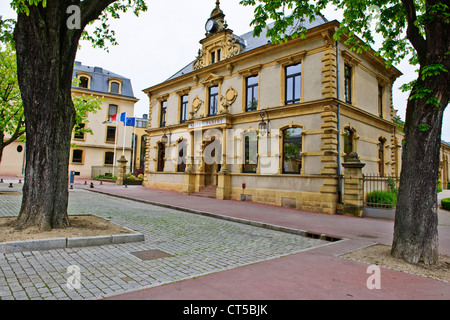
(72, 61, 136, 98)
(166, 14, 329, 81)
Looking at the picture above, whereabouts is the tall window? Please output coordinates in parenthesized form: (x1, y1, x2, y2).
(282, 127, 303, 174)
(160, 101, 167, 127)
(343, 127, 354, 159)
(378, 138, 386, 176)
(157, 143, 165, 172)
(180, 95, 188, 123)
(178, 140, 187, 173)
(285, 63, 301, 105)
(72, 149, 84, 164)
(209, 86, 219, 116)
(104, 151, 114, 166)
(140, 135, 147, 170)
(378, 85, 383, 118)
(344, 65, 352, 104)
(108, 104, 118, 117)
(243, 132, 258, 173)
(73, 123, 86, 140)
(246, 75, 258, 112)
(106, 126, 117, 143)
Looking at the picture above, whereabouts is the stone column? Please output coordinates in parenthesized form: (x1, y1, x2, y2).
(116, 155, 128, 186)
(341, 152, 366, 217)
(183, 131, 196, 195)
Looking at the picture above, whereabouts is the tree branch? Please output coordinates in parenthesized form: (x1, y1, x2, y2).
(401, 0, 427, 59)
(80, 0, 117, 28)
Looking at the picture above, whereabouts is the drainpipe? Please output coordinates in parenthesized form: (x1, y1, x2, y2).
(336, 40, 342, 204)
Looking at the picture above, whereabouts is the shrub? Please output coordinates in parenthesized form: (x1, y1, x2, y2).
(437, 179, 442, 193)
(93, 174, 117, 180)
(366, 190, 397, 209)
(442, 198, 450, 211)
(125, 173, 143, 181)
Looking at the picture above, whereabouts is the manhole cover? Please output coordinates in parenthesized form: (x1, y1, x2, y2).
(130, 249, 173, 261)
(0, 191, 21, 196)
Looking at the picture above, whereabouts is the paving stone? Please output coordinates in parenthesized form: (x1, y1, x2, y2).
(0, 189, 328, 300)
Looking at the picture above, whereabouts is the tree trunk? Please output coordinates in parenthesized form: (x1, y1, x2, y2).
(392, 79, 449, 265)
(391, 1, 450, 264)
(13, 2, 80, 231)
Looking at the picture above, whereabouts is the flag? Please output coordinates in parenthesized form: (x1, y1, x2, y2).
(119, 112, 127, 125)
(125, 117, 136, 127)
(102, 113, 117, 124)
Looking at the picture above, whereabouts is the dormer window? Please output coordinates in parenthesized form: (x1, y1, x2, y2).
(76, 73, 92, 89)
(108, 79, 122, 94)
(79, 76, 89, 89)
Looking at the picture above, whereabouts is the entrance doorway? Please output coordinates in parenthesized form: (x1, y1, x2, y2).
(203, 138, 221, 186)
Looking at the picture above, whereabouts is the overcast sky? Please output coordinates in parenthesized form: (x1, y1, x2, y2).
(1, 0, 448, 141)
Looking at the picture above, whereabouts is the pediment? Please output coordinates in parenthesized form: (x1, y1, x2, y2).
(200, 73, 224, 86)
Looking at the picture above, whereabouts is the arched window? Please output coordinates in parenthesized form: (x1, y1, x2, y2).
(110, 81, 121, 94)
(178, 140, 187, 173)
(378, 137, 386, 176)
(343, 127, 355, 159)
(282, 127, 302, 174)
(157, 143, 165, 172)
(79, 76, 90, 89)
(243, 131, 258, 173)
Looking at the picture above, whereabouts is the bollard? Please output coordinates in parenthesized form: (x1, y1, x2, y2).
(9, 183, 13, 188)
(0, 179, 3, 183)
(19, 179, 22, 184)
(84, 181, 87, 185)
(90, 182, 94, 189)
(70, 185, 73, 190)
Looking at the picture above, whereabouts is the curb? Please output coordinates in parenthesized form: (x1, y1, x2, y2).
(0, 233, 145, 254)
(0, 214, 145, 254)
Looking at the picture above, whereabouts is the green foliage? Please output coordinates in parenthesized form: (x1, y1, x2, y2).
(418, 123, 430, 132)
(0, 44, 25, 149)
(80, 0, 148, 51)
(441, 198, 450, 211)
(93, 174, 117, 181)
(437, 179, 442, 193)
(125, 173, 143, 181)
(366, 190, 397, 209)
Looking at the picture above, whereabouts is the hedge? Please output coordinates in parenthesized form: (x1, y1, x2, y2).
(442, 198, 450, 211)
(366, 190, 397, 209)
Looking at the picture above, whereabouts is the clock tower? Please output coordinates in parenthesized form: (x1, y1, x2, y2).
(204, 1, 227, 35)
(193, 0, 244, 70)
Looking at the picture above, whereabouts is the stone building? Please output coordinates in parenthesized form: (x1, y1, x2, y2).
(141, 2, 407, 215)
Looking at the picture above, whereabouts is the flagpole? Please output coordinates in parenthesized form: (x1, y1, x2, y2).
(113, 123, 118, 177)
(132, 122, 136, 174)
(122, 118, 127, 156)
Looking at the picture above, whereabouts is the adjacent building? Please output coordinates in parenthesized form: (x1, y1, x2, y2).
(0, 61, 138, 179)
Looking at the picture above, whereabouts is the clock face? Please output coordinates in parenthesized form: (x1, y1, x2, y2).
(205, 19, 217, 32)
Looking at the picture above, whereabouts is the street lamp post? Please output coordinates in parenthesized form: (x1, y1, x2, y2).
(258, 109, 270, 136)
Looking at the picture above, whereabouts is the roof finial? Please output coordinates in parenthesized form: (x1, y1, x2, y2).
(216, 1, 220, 9)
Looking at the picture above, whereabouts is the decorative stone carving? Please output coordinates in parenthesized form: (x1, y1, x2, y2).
(193, 33, 244, 71)
(192, 96, 203, 113)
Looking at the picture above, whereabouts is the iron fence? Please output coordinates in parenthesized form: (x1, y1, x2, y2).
(363, 174, 400, 209)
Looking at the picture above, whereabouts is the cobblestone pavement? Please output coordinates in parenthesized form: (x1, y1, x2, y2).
(0, 187, 328, 300)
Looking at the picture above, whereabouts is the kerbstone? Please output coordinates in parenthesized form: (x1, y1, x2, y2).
(67, 235, 112, 248)
(4, 238, 67, 254)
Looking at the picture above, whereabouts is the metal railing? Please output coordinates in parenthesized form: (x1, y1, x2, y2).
(363, 174, 400, 209)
